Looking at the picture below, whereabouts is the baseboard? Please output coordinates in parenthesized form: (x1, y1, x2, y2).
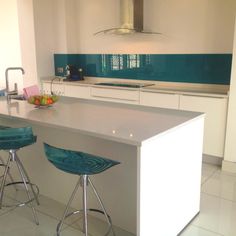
(222, 160, 236, 174)
(202, 154, 222, 166)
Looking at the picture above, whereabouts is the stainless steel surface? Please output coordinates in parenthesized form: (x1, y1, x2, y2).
(7, 95, 26, 101)
(5, 67, 25, 102)
(94, 0, 161, 35)
(56, 178, 81, 235)
(11, 94, 26, 100)
(0, 152, 11, 209)
(88, 177, 115, 236)
(82, 175, 88, 236)
(0, 155, 17, 191)
(15, 155, 40, 206)
(15, 154, 39, 225)
(95, 82, 154, 88)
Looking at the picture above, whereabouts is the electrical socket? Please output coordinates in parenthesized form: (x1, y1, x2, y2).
(57, 67, 64, 73)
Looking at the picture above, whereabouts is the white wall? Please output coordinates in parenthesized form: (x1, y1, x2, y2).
(17, 0, 38, 88)
(33, 0, 79, 77)
(33, 0, 56, 78)
(223, 19, 236, 164)
(0, 0, 22, 90)
(33, 0, 236, 72)
(76, 0, 236, 54)
(0, 0, 38, 93)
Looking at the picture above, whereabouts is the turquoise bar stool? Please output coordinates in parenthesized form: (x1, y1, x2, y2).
(44, 143, 120, 236)
(0, 125, 16, 188)
(0, 127, 39, 225)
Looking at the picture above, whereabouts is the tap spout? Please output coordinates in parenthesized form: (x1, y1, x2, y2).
(5, 67, 25, 99)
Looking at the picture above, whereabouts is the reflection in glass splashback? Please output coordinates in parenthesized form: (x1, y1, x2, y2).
(54, 54, 232, 85)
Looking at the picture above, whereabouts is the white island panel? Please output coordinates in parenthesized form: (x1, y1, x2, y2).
(139, 117, 204, 235)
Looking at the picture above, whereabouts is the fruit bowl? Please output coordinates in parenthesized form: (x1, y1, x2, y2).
(27, 95, 59, 108)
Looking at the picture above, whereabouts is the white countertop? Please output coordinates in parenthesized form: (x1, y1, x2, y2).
(41, 77, 229, 97)
(141, 84, 229, 97)
(0, 96, 203, 146)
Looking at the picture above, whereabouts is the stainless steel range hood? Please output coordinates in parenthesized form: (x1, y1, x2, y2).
(94, 0, 161, 35)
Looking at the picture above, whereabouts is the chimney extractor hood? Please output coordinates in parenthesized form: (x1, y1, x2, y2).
(94, 0, 161, 35)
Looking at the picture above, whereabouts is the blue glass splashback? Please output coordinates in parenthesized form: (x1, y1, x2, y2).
(54, 54, 232, 85)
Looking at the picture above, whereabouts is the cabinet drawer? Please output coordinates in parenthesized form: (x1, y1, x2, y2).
(140, 91, 179, 109)
(64, 85, 90, 99)
(91, 87, 139, 104)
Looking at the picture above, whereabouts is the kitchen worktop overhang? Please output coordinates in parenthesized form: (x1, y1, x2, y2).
(0, 96, 204, 146)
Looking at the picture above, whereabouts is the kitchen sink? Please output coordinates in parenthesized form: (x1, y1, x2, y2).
(95, 82, 154, 88)
(11, 95, 26, 100)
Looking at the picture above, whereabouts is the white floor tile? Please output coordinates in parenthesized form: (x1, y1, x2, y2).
(35, 194, 76, 223)
(201, 170, 236, 201)
(2, 162, 236, 236)
(0, 207, 58, 236)
(201, 163, 220, 184)
(192, 193, 236, 236)
(66, 213, 135, 236)
(60, 227, 84, 236)
(180, 225, 223, 236)
(0, 196, 18, 217)
(0, 191, 135, 235)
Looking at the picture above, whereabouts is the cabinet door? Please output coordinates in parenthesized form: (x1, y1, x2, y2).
(140, 91, 179, 109)
(42, 82, 65, 95)
(64, 84, 90, 99)
(179, 94, 228, 158)
(91, 87, 139, 104)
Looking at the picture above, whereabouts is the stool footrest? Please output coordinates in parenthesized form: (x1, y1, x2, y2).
(56, 208, 113, 236)
(2, 181, 39, 208)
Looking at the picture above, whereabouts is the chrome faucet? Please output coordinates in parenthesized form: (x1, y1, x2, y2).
(5, 67, 25, 101)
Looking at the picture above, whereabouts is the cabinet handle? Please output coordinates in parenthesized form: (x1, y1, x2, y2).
(91, 94, 138, 101)
(181, 94, 226, 99)
(92, 86, 138, 91)
(141, 90, 178, 95)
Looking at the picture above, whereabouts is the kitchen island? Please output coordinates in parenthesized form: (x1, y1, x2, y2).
(0, 96, 204, 236)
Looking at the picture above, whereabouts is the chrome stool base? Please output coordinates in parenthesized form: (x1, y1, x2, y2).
(0, 156, 16, 186)
(3, 181, 39, 208)
(56, 175, 115, 236)
(0, 150, 40, 225)
(57, 208, 113, 236)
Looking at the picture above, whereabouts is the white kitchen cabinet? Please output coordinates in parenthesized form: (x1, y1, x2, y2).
(42, 81, 65, 95)
(140, 91, 179, 109)
(179, 94, 228, 158)
(64, 84, 90, 99)
(90, 86, 139, 104)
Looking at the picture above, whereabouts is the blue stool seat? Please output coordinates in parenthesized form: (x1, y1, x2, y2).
(43, 143, 120, 236)
(0, 127, 37, 150)
(44, 143, 120, 175)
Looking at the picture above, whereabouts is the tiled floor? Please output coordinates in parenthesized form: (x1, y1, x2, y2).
(1, 162, 236, 235)
(180, 163, 236, 236)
